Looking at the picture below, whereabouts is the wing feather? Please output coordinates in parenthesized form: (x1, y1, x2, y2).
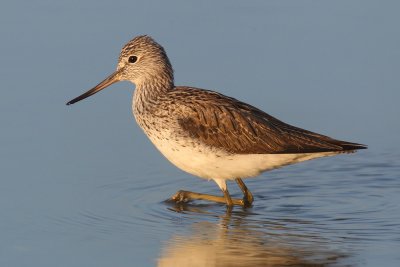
(172, 87, 366, 154)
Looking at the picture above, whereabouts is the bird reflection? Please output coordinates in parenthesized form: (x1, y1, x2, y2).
(158, 205, 349, 267)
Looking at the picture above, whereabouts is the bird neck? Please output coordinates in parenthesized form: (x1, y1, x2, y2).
(133, 74, 174, 114)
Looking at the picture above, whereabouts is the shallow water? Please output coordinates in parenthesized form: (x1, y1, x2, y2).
(3, 150, 399, 266)
(86, 151, 400, 267)
(1, 0, 400, 266)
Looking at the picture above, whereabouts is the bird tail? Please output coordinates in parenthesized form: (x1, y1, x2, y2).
(332, 140, 367, 152)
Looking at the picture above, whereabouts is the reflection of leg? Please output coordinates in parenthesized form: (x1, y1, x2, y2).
(170, 190, 243, 206)
(235, 178, 254, 206)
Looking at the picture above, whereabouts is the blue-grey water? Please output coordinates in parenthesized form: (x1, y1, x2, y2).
(1, 1, 399, 266)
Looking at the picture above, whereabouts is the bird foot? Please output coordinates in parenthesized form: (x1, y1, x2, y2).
(170, 190, 192, 203)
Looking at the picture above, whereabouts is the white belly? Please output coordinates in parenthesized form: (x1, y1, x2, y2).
(147, 133, 337, 180)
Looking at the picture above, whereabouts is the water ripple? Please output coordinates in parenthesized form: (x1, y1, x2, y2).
(49, 150, 400, 266)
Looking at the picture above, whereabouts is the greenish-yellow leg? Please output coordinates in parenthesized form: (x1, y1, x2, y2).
(235, 178, 254, 206)
(170, 189, 244, 207)
(170, 178, 253, 207)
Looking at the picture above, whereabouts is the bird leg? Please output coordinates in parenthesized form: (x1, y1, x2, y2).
(170, 179, 253, 207)
(235, 178, 254, 206)
(170, 189, 244, 207)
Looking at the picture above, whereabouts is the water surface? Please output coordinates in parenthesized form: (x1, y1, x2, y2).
(1, 1, 399, 266)
(3, 151, 399, 266)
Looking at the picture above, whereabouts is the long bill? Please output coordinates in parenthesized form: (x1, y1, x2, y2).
(66, 70, 120, 105)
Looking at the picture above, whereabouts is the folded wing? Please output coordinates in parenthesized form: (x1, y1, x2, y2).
(175, 88, 366, 154)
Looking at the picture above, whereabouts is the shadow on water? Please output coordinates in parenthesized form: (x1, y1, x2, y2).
(158, 204, 351, 267)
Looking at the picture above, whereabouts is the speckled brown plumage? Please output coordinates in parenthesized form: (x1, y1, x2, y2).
(167, 87, 365, 154)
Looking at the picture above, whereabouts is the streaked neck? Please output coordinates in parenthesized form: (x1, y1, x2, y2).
(133, 74, 174, 114)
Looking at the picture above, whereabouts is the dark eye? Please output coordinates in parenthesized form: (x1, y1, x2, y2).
(128, 55, 138, 63)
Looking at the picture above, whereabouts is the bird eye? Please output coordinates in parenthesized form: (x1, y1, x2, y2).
(128, 55, 138, 63)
